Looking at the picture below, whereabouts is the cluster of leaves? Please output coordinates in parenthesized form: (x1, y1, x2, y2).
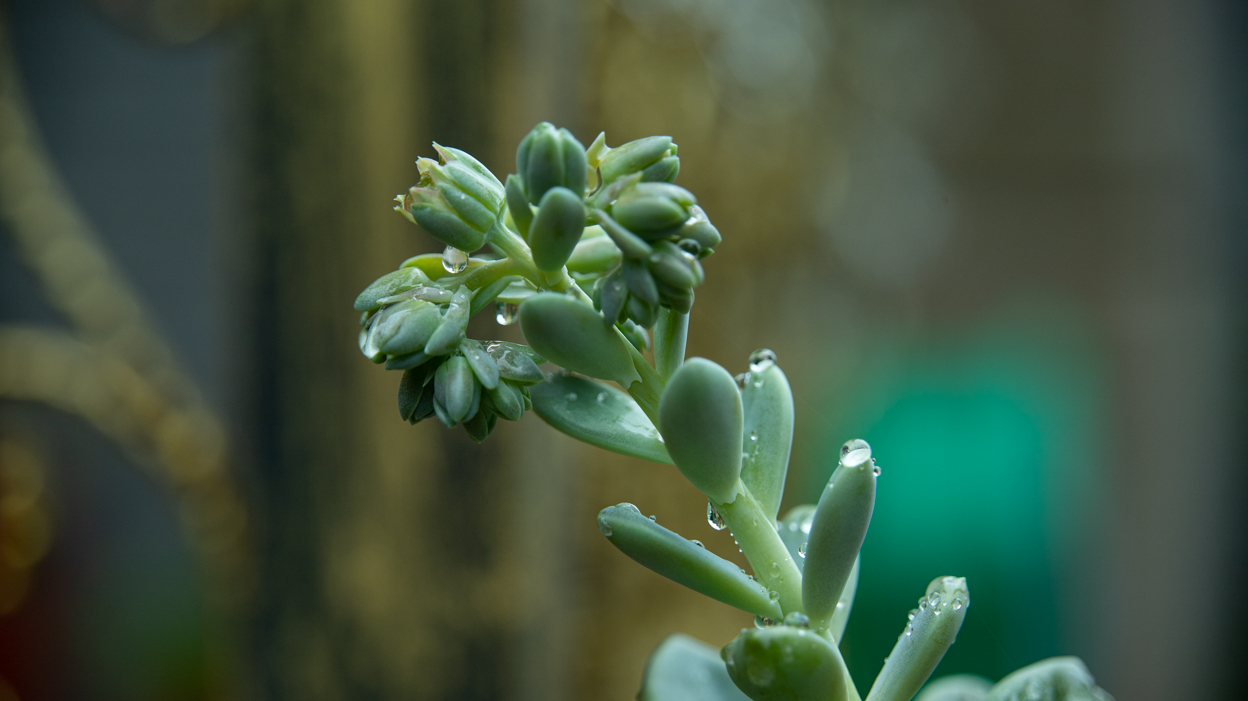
(353, 123, 1114, 701)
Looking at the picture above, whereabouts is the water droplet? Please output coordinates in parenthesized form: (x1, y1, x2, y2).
(797, 542, 807, 558)
(691, 539, 705, 548)
(840, 438, 871, 458)
(618, 503, 642, 515)
(648, 514, 657, 522)
(908, 610, 916, 621)
(441, 245, 468, 273)
(919, 598, 928, 611)
(707, 502, 727, 531)
(770, 562, 779, 572)
(749, 431, 758, 442)
(783, 612, 810, 628)
(928, 591, 941, 607)
(768, 589, 780, 601)
(748, 349, 777, 371)
(734, 373, 748, 389)
(596, 392, 607, 403)
(494, 301, 518, 325)
(598, 521, 612, 537)
(904, 623, 913, 636)
(565, 392, 578, 402)
(952, 598, 963, 611)
(754, 615, 776, 628)
(872, 463, 882, 476)
(933, 608, 942, 616)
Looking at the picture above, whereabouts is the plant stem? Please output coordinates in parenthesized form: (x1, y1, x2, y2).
(715, 483, 804, 615)
(487, 220, 592, 304)
(653, 308, 688, 382)
(624, 340, 664, 426)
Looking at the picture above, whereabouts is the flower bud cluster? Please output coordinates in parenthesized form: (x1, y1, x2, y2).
(395, 144, 505, 252)
(355, 263, 545, 441)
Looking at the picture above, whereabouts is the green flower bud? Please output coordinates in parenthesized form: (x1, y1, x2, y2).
(505, 174, 534, 239)
(398, 361, 439, 422)
(983, 658, 1111, 701)
(592, 208, 653, 259)
(626, 295, 658, 328)
(483, 341, 546, 385)
(612, 183, 696, 238)
(518, 292, 642, 387)
(424, 285, 472, 356)
(865, 577, 969, 701)
(658, 358, 743, 504)
(678, 205, 722, 251)
(461, 406, 498, 442)
(640, 154, 680, 183)
(516, 122, 588, 203)
(565, 228, 622, 274)
(647, 241, 697, 291)
(600, 135, 676, 184)
(597, 269, 629, 325)
(803, 440, 877, 631)
(721, 626, 850, 701)
(397, 145, 504, 252)
(598, 503, 782, 618)
(619, 318, 651, 352)
(459, 339, 500, 390)
(487, 379, 526, 421)
(739, 352, 794, 521)
(435, 355, 476, 424)
(354, 266, 431, 312)
(378, 300, 443, 356)
(623, 258, 659, 305)
(529, 186, 587, 271)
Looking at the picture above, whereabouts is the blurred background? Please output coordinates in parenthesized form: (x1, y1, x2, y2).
(0, 0, 1244, 699)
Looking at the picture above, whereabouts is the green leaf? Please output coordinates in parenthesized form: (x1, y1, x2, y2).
(530, 374, 671, 464)
(864, 577, 969, 701)
(658, 358, 743, 504)
(915, 675, 992, 701)
(984, 658, 1113, 701)
(354, 267, 430, 311)
(460, 339, 500, 389)
(597, 504, 781, 618)
(639, 635, 750, 701)
(424, 285, 472, 356)
(483, 341, 546, 385)
(739, 356, 794, 521)
(518, 292, 641, 387)
(722, 626, 850, 701)
(529, 186, 587, 272)
(803, 443, 876, 630)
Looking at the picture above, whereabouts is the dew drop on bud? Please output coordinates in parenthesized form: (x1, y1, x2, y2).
(928, 591, 941, 607)
(798, 542, 807, 558)
(748, 348, 777, 371)
(952, 598, 964, 611)
(442, 245, 469, 273)
(734, 372, 748, 389)
(596, 392, 607, 403)
(494, 301, 518, 325)
(707, 502, 727, 531)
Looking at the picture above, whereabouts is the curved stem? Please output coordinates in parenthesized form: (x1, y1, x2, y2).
(487, 220, 592, 304)
(715, 483, 804, 615)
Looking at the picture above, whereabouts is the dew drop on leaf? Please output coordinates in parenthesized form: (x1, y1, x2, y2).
(442, 245, 468, 273)
(494, 301, 518, 325)
(707, 502, 727, 531)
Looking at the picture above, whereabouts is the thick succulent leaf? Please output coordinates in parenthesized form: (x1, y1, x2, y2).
(803, 446, 876, 630)
(639, 634, 749, 701)
(658, 358, 743, 504)
(865, 577, 969, 701)
(530, 374, 672, 464)
(722, 626, 850, 701)
(597, 504, 782, 619)
(739, 357, 794, 521)
(518, 292, 641, 387)
(916, 675, 992, 701)
(985, 658, 1113, 701)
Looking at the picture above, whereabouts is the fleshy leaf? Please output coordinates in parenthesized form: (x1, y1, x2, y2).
(530, 374, 672, 464)
(659, 358, 743, 504)
(864, 577, 969, 701)
(803, 443, 876, 630)
(739, 356, 794, 521)
(916, 675, 992, 701)
(638, 634, 750, 701)
(597, 504, 782, 619)
(721, 625, 850, 701)
(984, 658, 1113, 701)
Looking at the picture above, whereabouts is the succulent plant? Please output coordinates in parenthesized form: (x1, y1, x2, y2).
(353, 123, 1114, 701)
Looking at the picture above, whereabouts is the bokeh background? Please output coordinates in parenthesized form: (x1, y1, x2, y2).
(0, 0, 1245, 699)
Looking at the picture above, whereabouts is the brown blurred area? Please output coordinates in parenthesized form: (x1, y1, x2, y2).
(0, 0, 1245, 700)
